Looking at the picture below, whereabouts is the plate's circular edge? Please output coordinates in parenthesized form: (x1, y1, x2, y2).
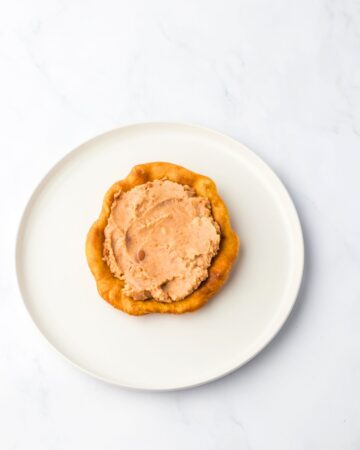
(15, 121, 305, 391)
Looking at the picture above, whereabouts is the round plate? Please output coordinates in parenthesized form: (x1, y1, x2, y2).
(16, 123, 304, 390)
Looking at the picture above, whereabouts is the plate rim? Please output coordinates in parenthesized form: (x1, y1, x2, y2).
(15, 121, 304, 390)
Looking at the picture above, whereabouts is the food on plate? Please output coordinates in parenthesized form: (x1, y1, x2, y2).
(86, 162, 239, 315)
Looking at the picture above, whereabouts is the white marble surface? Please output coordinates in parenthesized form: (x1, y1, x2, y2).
(1, 0, 360, 448)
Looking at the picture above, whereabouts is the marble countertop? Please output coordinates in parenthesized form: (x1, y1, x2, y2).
(1, 0, 360, 448)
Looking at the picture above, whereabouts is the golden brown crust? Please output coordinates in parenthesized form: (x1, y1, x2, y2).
(86, 162, 239, 315)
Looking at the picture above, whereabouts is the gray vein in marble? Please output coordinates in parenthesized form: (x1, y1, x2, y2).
(23, 43, 89, 120)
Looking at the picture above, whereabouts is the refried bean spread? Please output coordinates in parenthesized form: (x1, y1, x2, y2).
(103, 179, 221, 302)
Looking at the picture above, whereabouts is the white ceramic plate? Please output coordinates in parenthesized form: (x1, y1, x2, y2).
(16, 123, 303, 390)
